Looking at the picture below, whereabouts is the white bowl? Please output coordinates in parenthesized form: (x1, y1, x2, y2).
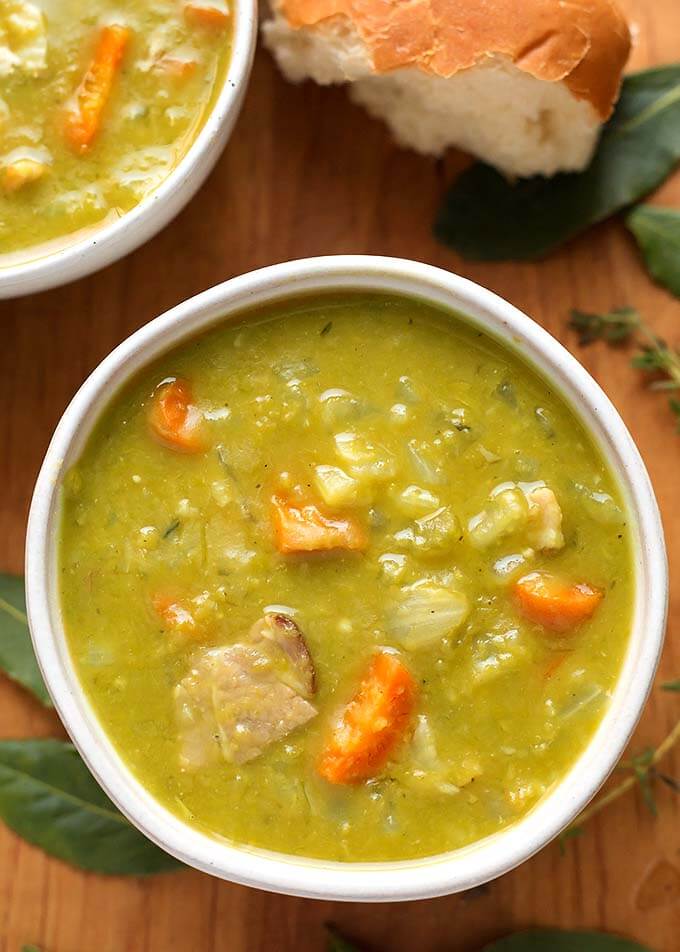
(0, 3, 257, 300)
(26, 256, 667, 901)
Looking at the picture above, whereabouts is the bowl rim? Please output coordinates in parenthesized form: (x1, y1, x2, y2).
(0, 1, 257, 300)
(25, 255, 668, 901)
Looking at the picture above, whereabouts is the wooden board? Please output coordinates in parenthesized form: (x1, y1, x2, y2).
(1, 1, 679, 949)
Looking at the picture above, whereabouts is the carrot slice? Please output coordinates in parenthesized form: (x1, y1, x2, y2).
(64, 24, 130, 154)
(152, 594, 197, 633)
(318, 652, 416, 784)
(271, 494, 368, 554)
(515, 572, 603, 633)
(183, 2, 230, 29)
(148, 378, 206, 453)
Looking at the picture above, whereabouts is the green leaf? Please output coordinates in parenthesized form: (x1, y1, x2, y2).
(627, 206, 680, 298)
(662, 679, 680, 692)
(22, 946, 42, 952)
(483, 929, 653, 952)
(0, 739, 180, 875)
(0, 574, 51, 706)
(327, 928, 361, 952)
(435, 66, 680, 260)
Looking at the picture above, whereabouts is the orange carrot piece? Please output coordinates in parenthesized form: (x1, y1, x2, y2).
(183, 2, 230, 29)
(148, 378, 206, 453)
(152, 594, 197, 633)
(515, 572, 603, 633)
(271, 494, 368, 554)
(318, 652, 416, 785)
(64, 24, 130, 154)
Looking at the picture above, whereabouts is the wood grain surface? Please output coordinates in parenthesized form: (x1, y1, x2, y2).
(1, 2, 679, 950)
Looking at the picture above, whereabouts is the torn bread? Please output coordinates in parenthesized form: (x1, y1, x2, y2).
(263, 0, 631, 177)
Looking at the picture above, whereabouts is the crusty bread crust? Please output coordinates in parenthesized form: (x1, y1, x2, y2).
(277, 0, 630, 119)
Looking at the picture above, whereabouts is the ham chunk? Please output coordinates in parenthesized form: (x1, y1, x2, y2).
(174, 614, 317, 768)
(526, 486, 564, 551)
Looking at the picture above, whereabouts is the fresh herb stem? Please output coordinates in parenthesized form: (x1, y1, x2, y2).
(569, 307, 680, 430)
(568, 716, 680, 831)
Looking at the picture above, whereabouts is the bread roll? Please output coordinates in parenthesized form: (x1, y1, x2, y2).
(263, 0, 631, 177)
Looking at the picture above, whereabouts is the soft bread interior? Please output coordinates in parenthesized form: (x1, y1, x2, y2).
(262, 10, 602, 178)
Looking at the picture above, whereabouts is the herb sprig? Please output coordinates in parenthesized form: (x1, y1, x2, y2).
(569, 307, 680, 430)
(561, 686, 680, 848)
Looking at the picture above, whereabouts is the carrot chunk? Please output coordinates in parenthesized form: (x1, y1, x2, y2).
(183, 2, 230, 29)
(271, 494, 368, 554)
(515, 571, 603, 632)
(64, 24, 130, 154)
(318, 652, 416, 784)
(148, 378, 206, 453)
(152, 594, 196, 633)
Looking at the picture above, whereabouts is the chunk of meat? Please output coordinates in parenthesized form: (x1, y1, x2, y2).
(515, 571, 603, 632)
(174, 614, 317, 767)
(318, 651, 416, 784)
(271, 493, 368, 554)
(148, 377, 206, 453)
(154, 55, 197, 78)
(249, 612, 316, 696)
(526, 487, 564, 551)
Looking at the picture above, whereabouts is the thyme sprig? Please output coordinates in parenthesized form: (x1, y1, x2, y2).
(561, 684, 680, 847)
(569, 307, 680, 430)
(569, 307, 641, 346)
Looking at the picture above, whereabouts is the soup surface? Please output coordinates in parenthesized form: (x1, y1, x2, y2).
(59, 293, 633, 861)
(0, 0, 231, 261)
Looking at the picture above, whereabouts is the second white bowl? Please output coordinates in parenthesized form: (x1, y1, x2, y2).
(0, 2, 257, 300)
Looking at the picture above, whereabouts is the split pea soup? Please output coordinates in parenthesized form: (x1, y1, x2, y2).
(59, 292, 634, 862)
(0, 0, 232, 261)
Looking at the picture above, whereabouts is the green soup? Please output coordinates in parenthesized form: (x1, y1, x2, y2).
(0, 0, 231, 262)
(59, 293, 633, 862)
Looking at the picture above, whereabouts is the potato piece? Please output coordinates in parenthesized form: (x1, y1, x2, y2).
(467, 487, 528, 549)
(3, 156, 47, 191)
(334, 431, 396, 482)
(314, 464, 363, 507)
(393, 484, 440, 517)
(395, 506, 461, 556)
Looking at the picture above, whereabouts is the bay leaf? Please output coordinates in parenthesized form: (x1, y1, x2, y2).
(0, 574, 51, 706)
(627, 206, 680, 298)
(435, 66, 680, 260)
(0, 739, 180, 874)
(327, 928, 361, 951)
(484, 930, 653, 952)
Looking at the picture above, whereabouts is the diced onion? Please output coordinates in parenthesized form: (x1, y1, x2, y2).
(386, 581, 469, 649)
